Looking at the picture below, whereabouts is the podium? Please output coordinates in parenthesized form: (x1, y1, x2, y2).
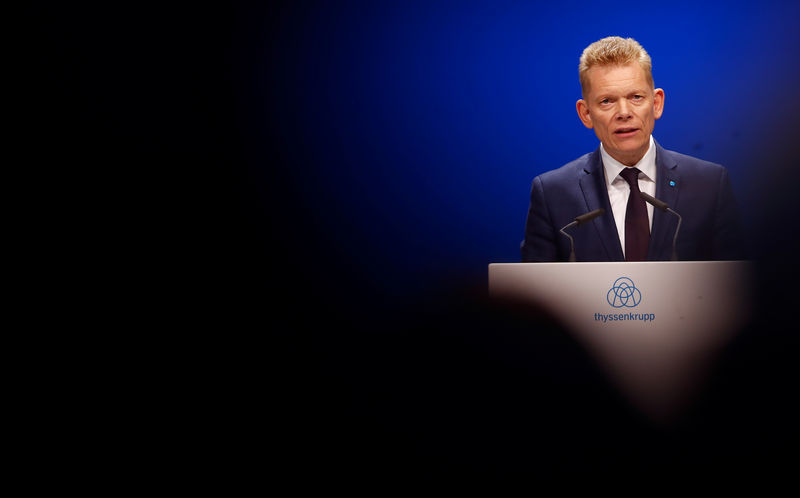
(488, 261, 754, 421)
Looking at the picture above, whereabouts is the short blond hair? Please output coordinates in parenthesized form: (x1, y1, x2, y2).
(579, 36, 653, 96)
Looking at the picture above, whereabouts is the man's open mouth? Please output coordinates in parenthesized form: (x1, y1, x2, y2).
(615, 128, 638, 134)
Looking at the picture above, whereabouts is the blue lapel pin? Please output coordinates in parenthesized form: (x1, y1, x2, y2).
(668, 180, 676, 187)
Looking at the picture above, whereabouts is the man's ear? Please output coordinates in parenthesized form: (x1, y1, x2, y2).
(576, 99, 593, 129)
(653, 88, 665, 120)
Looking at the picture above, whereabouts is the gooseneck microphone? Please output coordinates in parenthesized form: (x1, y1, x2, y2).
(559, 208, 605, 262)
(639, 192, 682, 261)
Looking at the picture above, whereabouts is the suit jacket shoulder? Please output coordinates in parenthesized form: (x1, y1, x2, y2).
(653, 144, 743, 260)
(521, 148, 618, 261)
(535, 150, 600, 185)
(657, 146, 726, 174)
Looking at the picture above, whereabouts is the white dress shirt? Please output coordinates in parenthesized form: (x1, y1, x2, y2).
(601, 135, 657, 257)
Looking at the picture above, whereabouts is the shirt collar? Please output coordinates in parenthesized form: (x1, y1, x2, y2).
(601, 135, 657, 185)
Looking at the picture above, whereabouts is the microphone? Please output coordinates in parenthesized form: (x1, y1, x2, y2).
(560, 208, 605, 262)
(639, 192, 682, 261)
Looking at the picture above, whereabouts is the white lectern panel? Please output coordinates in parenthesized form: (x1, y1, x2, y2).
(488, 261, 753, 422)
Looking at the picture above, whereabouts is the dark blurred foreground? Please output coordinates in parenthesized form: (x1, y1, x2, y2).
(24, 4, 798, 491)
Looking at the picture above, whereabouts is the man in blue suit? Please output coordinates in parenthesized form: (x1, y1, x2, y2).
(521, 37, 743, 262)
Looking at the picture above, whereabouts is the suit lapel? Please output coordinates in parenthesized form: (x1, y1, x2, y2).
(579, 148, 624, 261)
(648, 142, 680, 260)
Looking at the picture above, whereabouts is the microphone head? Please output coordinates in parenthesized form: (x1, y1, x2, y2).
(639, 191, 669, 212)
(574, 208, 605, 226)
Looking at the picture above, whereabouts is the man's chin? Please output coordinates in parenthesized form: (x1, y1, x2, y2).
(605, 143, 648, 166)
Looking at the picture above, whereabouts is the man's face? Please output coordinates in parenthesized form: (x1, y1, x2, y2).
(576, 62, 664, 166)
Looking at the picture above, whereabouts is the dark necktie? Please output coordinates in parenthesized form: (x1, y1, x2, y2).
(619, 167, 650, 261)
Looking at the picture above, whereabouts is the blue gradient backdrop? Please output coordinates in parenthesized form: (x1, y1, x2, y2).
(236, 0, 800, 297)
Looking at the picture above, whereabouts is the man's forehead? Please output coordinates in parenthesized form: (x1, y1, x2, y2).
(586, 63, 651, 91)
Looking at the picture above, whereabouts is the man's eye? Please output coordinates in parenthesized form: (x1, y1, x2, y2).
(632, 95, 643, 101)
(600, 98, 610, 104)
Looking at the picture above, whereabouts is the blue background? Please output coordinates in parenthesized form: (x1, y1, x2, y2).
(234, 0, 800, 299)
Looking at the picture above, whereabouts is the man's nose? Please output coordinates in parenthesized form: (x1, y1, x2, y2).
(616, 100, 632, 119)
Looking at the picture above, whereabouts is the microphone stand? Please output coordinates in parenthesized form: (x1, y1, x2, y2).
(559, 208, 605, 262)
(639, 192, 682, 261)
(560, 221, 579, 262)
